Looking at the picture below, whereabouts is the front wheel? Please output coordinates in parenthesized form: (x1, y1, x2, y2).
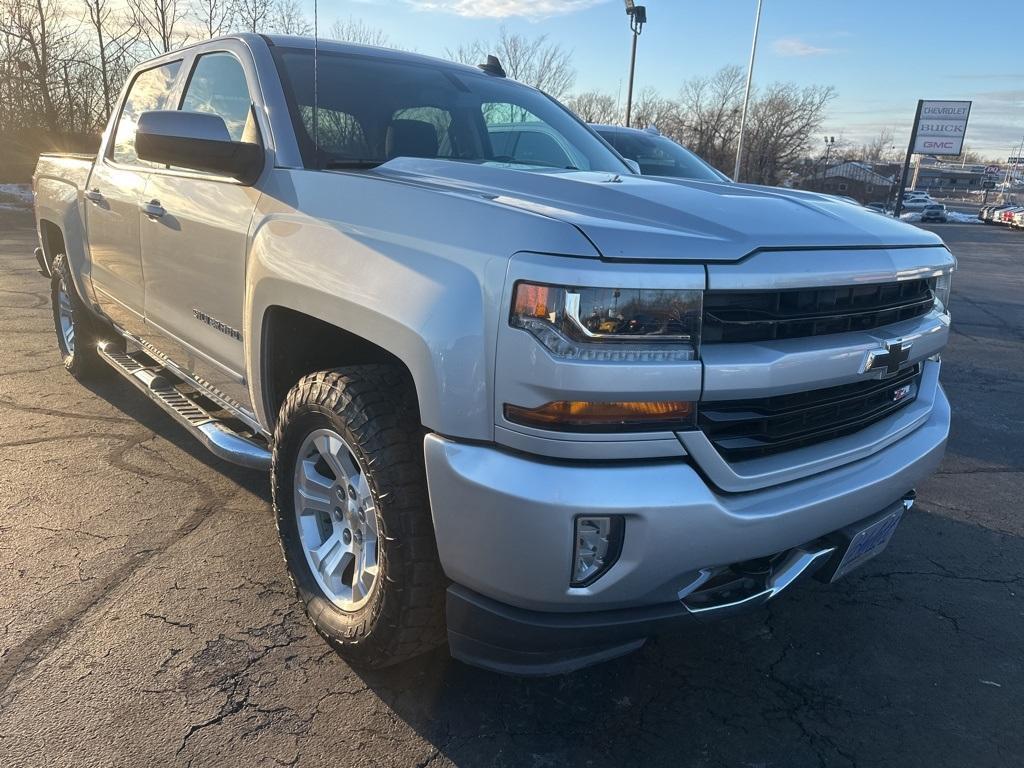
(272, 365, 447, 668)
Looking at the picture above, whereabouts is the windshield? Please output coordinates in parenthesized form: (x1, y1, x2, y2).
(272, 47, 629, 174)
(597, 129, 726, 182)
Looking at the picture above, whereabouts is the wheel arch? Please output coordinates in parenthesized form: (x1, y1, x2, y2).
(259, 306, 419, 431)
(34, 175, 93, 305)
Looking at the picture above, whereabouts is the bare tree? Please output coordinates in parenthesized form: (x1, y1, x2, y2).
(448, 27, 576, 100)
(629, 87, 680, 133)
(231, 0, 271, 33)
(741, 83, 836, 184)
(270, 0, 309, 35)
(676, 65, 746, 172)
(127, 0, 189, 54)
(0, 0, 83, 132)
(566, 91, 620, 124)
(328, 16, 389, 47)
(83, 0, 139, 123)
(860, 127, 896, 163)
(191, 0, 231, 38)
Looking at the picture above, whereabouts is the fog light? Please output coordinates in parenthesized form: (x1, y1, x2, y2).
(571, 516, 624, 587)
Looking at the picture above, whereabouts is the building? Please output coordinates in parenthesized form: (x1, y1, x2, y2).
(798, 161, 895, 204)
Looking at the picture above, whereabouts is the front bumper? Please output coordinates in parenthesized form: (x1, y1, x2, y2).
(445, 503, 901, 676)
(424, 381, 950, 673)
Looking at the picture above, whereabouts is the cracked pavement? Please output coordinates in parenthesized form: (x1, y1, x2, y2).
(0, 212, 1021, 767)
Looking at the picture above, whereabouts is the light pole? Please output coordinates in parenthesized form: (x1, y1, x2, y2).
(823, 135, 836, 165)
(817, 136, 835, 191)
(623, 1, 647, 128)
(733, 0, 764, 181)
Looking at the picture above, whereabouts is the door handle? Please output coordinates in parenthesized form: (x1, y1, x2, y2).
(142, 199, 165, 219)
(84, 188, 104, 204)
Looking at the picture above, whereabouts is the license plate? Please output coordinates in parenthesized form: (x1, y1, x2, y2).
(829, 505, 904, 582)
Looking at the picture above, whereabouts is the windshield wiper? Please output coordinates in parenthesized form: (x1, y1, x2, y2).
(322, 159, 383, 170)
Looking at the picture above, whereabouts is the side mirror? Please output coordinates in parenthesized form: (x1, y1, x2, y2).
(135, 110, 263, 184)
(623, 158, 642, 175)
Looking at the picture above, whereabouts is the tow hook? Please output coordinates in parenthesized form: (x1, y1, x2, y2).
(902, 489, 917, 510)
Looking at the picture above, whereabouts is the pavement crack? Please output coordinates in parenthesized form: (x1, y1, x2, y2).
(0, 397, 134, 424)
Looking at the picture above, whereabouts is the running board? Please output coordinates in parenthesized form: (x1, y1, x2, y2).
(97, 342, 271, 471)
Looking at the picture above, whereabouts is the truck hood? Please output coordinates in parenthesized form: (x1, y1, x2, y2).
(373, 158, 943, 262)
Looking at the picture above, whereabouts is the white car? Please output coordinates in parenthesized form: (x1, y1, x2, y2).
(901, 193, 933, 211)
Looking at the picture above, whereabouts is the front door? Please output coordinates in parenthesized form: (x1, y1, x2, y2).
(85, 60, 182, 336)
(139, 51, 262, 417)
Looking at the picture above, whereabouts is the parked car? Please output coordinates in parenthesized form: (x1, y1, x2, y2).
(901, 194, 933, 211)
(1011, 210, 1024, 230)
(485, 121, 582, 170)
(32, 35, 954, 675)
(981, 203, 1019, 223)
(997, 206, 1024, 225)
(921, 203, 948, 223)
(591, 124, 730, 182)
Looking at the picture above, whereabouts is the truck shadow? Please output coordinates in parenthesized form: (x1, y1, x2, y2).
(350, 506, 1023, 767)
(79, 366, 270, 500)
(77, 364, 1023, 765)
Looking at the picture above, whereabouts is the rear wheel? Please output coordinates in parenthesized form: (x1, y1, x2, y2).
(50, 253, 102, 379)
(272, 365, 447, 668)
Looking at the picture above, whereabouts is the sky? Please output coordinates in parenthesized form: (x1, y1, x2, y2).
(303, 0, 1023, 158)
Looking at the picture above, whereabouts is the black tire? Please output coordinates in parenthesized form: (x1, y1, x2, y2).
(272, 365, 447, 668)
(50, 253, 102, 378)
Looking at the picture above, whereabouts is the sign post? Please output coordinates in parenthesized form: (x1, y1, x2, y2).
(894, 99, 972, 217)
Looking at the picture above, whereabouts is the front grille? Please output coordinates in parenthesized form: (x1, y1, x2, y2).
(703, 279, 935, 343)
(698, 364, 922, 462)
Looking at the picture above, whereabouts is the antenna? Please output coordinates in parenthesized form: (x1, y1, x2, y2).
(313, 0, 319, 167)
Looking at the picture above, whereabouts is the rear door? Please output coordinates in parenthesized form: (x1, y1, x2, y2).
(85, 59, 182, 337)
(139, 47, 263, 417)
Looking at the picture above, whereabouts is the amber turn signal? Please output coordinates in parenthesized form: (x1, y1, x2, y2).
(504, 400, 695, 432)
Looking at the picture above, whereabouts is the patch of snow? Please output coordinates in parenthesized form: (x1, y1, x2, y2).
(900, 210, 981, 224)
(0, 183, 32, 208)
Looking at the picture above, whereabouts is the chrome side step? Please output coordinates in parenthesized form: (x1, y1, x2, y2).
(97, 342, 271, 470)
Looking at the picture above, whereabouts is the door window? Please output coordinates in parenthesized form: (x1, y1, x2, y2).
(111, 61, 182, 166)
(180, 52, 253, 141)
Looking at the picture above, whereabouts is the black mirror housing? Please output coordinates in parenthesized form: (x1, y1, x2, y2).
(135, 110, 263, 184)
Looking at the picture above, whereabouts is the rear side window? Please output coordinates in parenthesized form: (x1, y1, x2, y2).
(111, 61, 182, 166)
(180, 52, 253, 141)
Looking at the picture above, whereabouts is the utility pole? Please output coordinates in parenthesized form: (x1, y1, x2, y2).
(733, 0, 764, 181)
(623, 1, 647, 128)
(1005, 135, 1024, 202)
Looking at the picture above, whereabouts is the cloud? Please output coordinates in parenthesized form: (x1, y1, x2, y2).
(404, 0, 607, 20)
(772, 37, 833, 57)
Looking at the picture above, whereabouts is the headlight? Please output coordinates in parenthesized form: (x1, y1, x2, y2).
(930, 272, 952, 314)
(510, 281, 702, 362)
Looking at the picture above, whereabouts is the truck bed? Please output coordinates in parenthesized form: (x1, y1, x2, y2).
(34, 154, 94, 195)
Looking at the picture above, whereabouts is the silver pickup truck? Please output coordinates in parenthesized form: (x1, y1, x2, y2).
(32, 34, 953, 675)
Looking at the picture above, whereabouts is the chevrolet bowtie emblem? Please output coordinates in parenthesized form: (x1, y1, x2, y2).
(866, 340, 912, 376)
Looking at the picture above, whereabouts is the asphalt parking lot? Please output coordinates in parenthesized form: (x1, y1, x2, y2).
(1, 211, 1022, 767)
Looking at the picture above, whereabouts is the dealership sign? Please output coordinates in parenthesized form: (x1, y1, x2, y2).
(912, 100, 972, 156)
